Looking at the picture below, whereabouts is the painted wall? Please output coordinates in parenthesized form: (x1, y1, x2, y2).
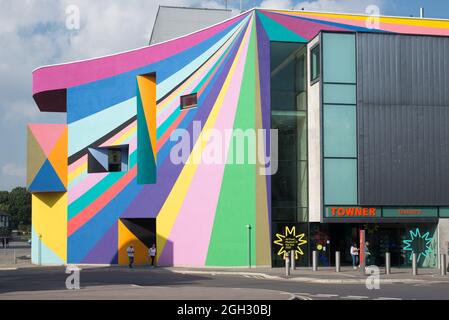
(29, 9, 449, 266)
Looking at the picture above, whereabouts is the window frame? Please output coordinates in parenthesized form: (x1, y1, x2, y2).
(180, 93, 198, 110)
(310, 43, 321, 85)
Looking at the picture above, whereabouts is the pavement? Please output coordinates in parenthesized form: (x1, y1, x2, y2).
(168, 266, 449, 284)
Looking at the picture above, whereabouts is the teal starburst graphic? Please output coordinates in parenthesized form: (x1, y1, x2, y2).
(402, 228, 433, 263)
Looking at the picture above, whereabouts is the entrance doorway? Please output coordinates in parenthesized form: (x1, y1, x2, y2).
(313, 222, 438, 268)
(118, 218, 156, 265)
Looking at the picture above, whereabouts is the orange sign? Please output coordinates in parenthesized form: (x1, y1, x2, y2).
(329, 207, 377, 217)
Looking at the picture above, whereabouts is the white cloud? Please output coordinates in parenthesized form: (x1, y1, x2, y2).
(2, 163, 26, 179)
(260, 0, 385, 14)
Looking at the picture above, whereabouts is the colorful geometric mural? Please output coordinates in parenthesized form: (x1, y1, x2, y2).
(27, 124, 67, 192)
(29, 9, 449, 266)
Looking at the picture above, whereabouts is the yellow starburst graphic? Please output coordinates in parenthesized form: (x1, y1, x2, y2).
(273, 226, 308, 259)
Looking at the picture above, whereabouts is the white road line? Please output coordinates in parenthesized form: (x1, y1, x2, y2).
(311, 294, 339, 298)
(373, 297, 402, 300)
(341, 295, 369, 299)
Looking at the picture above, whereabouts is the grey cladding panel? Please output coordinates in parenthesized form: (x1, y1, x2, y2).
(357, 33, 449, 206)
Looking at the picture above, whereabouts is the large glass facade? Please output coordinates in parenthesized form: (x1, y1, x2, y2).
(270, 42, 309, 267)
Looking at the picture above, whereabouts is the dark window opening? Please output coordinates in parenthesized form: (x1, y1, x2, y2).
(88, 145, 129, 174)
(311, 44, 320, 83)
(180, 93, 198, 110)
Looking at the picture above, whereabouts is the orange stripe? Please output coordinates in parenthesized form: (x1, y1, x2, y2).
(67, 165, 137, 236)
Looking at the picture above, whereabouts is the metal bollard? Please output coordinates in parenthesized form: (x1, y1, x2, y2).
(412, 253, 418, 276)
(385, 252, 391, 275)
(312, 251, 318, 271)
(335, 251, 341, 273)
(441, 254, 447, 276)
(285, 255, 290, 277)
(290, 250, 296, 271)
(13, 249, 16, 265)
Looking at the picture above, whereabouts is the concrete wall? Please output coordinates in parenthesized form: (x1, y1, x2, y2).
(150, 6, 234, 45)
(307, 35, 322, 223)
(438, 218, 449, 269)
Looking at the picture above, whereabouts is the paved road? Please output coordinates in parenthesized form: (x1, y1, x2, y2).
(0, 266, 448, 300)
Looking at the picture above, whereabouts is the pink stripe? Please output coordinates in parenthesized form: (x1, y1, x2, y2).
(33, 14, 248, 95)
(69, 173, 107, 204)
(69, 155, 87, 174)
(69, 137, 137, 203)
(261, 10, 346, 40)
(159, 19, 252, 267)
(100, 121, 136, 147)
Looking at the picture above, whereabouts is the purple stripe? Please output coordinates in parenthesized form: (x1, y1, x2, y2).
(81, 221, 118, 264)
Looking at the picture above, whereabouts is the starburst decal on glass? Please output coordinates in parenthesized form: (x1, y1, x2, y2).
(273, 226, 308, 259)
(402, 228, 433, 263)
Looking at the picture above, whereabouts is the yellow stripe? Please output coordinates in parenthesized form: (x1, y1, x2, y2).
(156, 15, 254, 259)
(272, 10, 449, 29)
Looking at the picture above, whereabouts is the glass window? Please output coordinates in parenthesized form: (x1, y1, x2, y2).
(180, 93, 198, 110)
(323, 105, 357, 158)
(322, 33, 356, 84)
(310, 44, 320, 83)
(324, 158, 357, 205)
(323, 84, 356, 105)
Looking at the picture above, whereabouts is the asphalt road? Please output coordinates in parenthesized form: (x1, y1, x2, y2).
(1, 266, 448, 300)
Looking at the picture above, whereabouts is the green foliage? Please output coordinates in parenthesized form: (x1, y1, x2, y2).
(0, 187, 31, 229)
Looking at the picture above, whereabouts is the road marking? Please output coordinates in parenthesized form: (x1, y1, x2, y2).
(374, 297, 402, 300)
(341, 295, 369, 299)
(311, 294, 339, 298)
(131, 284, 143, 288)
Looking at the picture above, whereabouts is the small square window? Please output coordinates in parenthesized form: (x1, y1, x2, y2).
(88, 145, 129, 173)
(310, 44, 320, 83)
(180, 93, 198, 110)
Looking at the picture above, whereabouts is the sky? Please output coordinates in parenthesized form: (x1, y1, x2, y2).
(1, 0, 449, 191)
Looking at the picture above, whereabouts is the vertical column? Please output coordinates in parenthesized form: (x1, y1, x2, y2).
(137, 74, 157, 184)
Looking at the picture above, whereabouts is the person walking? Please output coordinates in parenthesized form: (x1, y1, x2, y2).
(350, 243, 359, 269)
(364, 241, 371, 267)
(127, 245, 135, 268)
(148, 244, 156, 267)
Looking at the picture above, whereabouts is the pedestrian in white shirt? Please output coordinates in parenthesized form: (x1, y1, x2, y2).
(350, 243, 359, 269)
(148, 244, 157, 267)
(127, 245, 135, 268)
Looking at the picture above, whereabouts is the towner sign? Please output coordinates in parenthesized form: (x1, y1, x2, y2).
(329, 207, 377, 217)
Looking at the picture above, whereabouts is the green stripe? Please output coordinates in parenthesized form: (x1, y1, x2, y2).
(206, 19, 257, 266)
(256, 11, 307, 43)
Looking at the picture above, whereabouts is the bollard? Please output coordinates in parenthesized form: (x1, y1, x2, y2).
(13, 249, 16, 265)
(290, 250, 296, 271)
(335, 251, 341, 273)
(385, 252, 391, 275)
(412, 253, 418, 276)
(441, 254, 447, 276)
(285, 254, 290, 277)
(312, 251, 318, 271)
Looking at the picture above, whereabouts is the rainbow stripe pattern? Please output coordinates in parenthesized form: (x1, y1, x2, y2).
(29, 9, 449, 266)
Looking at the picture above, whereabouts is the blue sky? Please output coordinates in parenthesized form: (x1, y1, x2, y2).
(0, 0, 448, 191)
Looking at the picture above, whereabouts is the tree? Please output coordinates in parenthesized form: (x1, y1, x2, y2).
(0, 187, 31, 229)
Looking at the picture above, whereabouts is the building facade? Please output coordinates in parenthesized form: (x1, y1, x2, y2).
(28, 8, 449, 268)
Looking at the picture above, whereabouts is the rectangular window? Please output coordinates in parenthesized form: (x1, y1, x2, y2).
(88, 145, 129, 174)
(180, 93, 198, 110)
(324, 158, 357, 205)
(310, 44, 320, 83)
